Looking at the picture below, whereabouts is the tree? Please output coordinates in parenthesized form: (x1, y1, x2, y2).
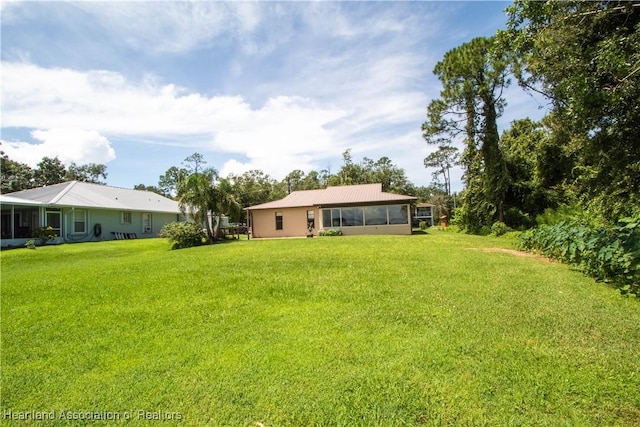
(503, 0, 640, 220)
(423, 36, 510, 230)
(158, 166, 188, 198)
(424, 145, 459, 197)
(65, 162, 108, 184)
(34, 156, 66, 187)
(228, 169, 285, 218)
(133, 184, 167, 196)
(0, 149, 33, 193)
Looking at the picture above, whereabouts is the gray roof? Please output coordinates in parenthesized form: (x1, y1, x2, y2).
(246, 183, 417, 210)
(1, 181, 180, 213)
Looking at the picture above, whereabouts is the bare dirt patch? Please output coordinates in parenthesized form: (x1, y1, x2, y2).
(466, 247, 554, 262)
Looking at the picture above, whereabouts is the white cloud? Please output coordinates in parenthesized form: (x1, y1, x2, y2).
(2, 128, 116, 167)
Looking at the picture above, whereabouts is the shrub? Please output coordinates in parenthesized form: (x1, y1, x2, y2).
(319, 228, 343, 237)
(159, 222, 207, 250)
(25, 240, 36, 249)
(517, 215, 640, 297)
(32, 226, 57, 245)
(491, 221, 511, 237)
(419, 221, 427, 230)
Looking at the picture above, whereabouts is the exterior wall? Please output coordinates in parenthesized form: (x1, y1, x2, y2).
(0, 205, 180, 247)
(61, 208, 179, 242)
(327, 223, 411, 236)
(248, 203, 413, 238)
(250, 206, 318, 238)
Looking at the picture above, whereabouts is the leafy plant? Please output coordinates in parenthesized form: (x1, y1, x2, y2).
(491, 221, 511, 237)
(24, 240, 36, 249)
(159, 221, 207, 250)
(419, 221, 427, 231)
(518, 215, 640, 297)
(32, 226, 57, 245)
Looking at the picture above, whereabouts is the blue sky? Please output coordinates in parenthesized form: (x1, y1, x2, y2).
(1, 1, 547, 191)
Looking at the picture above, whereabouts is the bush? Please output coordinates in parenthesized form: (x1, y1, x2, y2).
(517, 215, 640, 297)
(419, 221, 427, 230)
(32, 226, 57, 245)
(159, 222, 207, 250)
(319, 228, 343, 237)
(491, 221, 511, 237)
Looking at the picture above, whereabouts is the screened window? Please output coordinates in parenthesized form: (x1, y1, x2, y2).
(73, 210, 87, 234)
(364, 206, 387, 225)
(388, 205, 408, 224)
(341, 207, 364, 226)
(322, 209, 332, 228)
(331, 208, 341, 227)
(275, 212, 283, 230)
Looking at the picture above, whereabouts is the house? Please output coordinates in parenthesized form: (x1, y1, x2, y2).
(413, 202, 435, 227)
(0, 181, 181, 247)
(245, 183, 417, 238)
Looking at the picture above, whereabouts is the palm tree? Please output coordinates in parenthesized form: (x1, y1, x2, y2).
(177, 168, 218, 242)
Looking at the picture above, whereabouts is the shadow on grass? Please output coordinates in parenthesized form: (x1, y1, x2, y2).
(411, 229, 429, 235)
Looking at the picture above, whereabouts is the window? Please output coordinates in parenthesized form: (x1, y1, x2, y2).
(341, 207, 364, 226)
(388, 205, 408, 224)
(307, 210, 315, 229)
(73, 210, 87, 234)
(142, 212, 152, 233)
(275, 212, 283, 230)
(322, 209, 332, 228)
(46, 209, 61, 235)
(364, 206, 387, 225)
(331, 208, 341, 227)
(121, 211, 132, 224)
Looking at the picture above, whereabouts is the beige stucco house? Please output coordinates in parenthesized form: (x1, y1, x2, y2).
(245, 183, 417, 238)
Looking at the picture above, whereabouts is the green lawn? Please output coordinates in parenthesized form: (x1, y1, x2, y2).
(2, 230, 639, 426)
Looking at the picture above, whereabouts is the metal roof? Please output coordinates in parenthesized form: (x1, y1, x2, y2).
(1, 181, 180, 213)
(246, 183, 417, 210)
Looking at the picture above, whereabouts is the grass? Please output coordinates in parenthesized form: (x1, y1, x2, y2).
(1, 230, 639, 426)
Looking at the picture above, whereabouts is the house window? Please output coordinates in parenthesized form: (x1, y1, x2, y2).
(142, 213, 152, 234)
(341, 207, 364, 226)
(46, 209, 61, 235)
(364, 206, 387, 225)
(307, 210, 315, 229)
(322, 209, 332, 228)
(73, 210, 87, 234)
(388, 205, 408, 224)
(275, 212, 283, 230)
(121, 212, 132, 225)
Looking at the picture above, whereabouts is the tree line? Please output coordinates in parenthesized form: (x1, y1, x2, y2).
(134, 149, 446, 242)
(422, 0, 640, 232)
(1, 149, 108, 193)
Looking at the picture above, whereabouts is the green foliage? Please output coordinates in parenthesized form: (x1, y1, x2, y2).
(24, 239, 36, 249)
(518, 216, 640, 296)
(419, 221, 427, 231)
(423, 36, 510, 230)
(535, 204, 583, 226)
(159, 221, 207, 250)
(491, 221, 511, 237)
(503, 0, 640, 222)
(318, 228, 343, 236)
(32, 226, 57, 245)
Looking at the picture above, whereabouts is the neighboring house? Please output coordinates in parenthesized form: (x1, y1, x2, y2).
(413, 203, 435, 227)
(246, 183, 417, 238)
(0, 181, 181, 247)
